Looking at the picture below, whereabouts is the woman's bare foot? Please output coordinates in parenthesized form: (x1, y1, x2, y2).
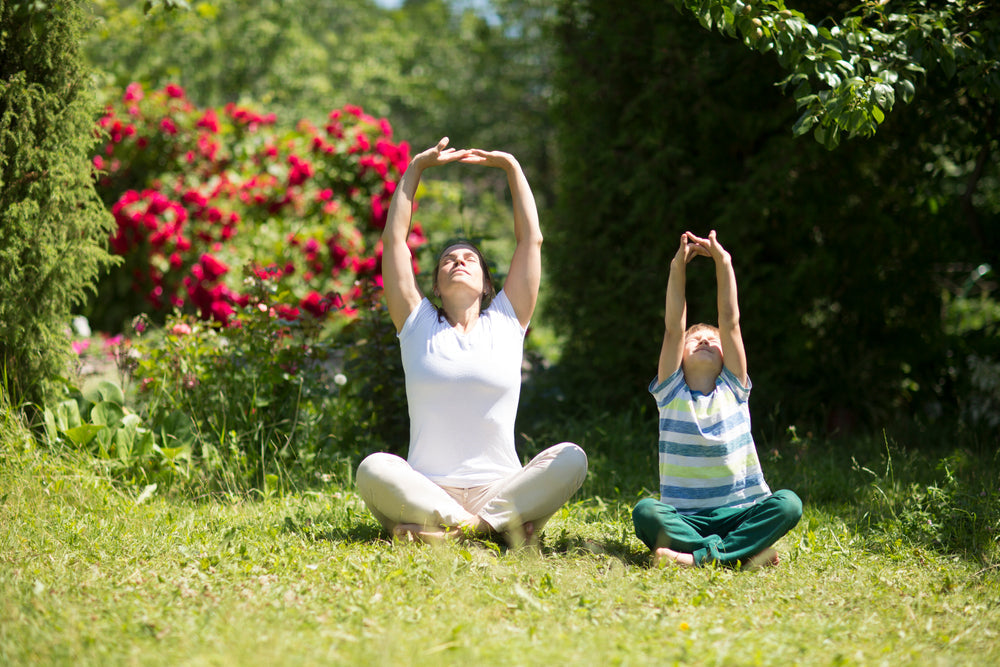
(504, 521, 536, 549)
(391, 518, 487, 545)
(743, 547, 780, 570)
(392, 523, 454, 544)
(652, 547, 696, 568)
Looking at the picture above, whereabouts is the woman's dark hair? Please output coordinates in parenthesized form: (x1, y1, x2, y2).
(432, 240, 496, 321)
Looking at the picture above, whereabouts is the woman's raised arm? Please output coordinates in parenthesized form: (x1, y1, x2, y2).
(381, 137, 471, 331)
(460, 150, 541, 328)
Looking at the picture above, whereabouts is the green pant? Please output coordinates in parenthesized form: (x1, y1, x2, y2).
(632, 490, 802, 567)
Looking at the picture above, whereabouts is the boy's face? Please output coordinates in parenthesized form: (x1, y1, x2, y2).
(682, 329, 723, 376)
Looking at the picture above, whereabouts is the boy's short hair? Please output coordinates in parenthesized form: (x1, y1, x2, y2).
(685, 323, 720, 339)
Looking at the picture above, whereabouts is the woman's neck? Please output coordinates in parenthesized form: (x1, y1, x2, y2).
(441, 298, 481, 333)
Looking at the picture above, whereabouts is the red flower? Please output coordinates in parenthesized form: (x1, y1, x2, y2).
(196, 108, 220, 133)
(300, 291, 326, 317)
(199, 253, 229, 281)
(210, 300, 234, 323)
(165, 83, 185, 99)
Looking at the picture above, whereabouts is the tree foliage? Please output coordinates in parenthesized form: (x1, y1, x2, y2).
(0, 0, 118, 408)
(85, 0, 560, 205)
(668, 0, 1000, 150)
(548, 0, 999, 433)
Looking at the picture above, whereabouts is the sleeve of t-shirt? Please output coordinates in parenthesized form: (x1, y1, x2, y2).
(649, 368, 687, 408)
(398, 298, 437, 343)
(718, 366, 752, 403)
(487, 290, 527, 336)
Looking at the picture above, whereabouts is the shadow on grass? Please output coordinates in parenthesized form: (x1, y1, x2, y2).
(280, 511, 652, 567)
(278, 512, 387, 544)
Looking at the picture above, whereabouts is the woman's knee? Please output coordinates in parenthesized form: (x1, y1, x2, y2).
(552, 442, 588, 482)
(356, 452, 405, 493)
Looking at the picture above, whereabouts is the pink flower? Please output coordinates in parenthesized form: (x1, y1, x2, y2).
(165, 83, 185, 99)
(171, 322, 192, 336)
(124, 82, 144, 102)
(160, 118, 178, 135)
(71, 340, 90, 355)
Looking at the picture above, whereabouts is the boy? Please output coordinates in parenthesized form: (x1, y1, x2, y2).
(632, 231, 802, 569)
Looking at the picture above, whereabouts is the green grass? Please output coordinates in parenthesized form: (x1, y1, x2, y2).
(3, 419, 999, 667)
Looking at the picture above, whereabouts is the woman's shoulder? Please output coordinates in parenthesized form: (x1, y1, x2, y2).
(399, 297, 439, 339)
(484, 290, 519, 324)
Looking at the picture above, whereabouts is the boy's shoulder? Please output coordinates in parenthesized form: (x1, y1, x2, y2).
(650, 367, 750, 406)
(649, 368, 687, 403)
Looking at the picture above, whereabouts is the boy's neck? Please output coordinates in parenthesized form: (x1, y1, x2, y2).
(684, 370, 718, 395)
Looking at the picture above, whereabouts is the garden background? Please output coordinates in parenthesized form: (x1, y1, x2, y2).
(2, 0, 999, 664)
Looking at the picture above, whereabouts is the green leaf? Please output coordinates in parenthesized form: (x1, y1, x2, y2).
(43, 408, 59, 445)
(83, 380, 126, 406)
(55, 400, 83, 431)
(63, 424, 105, 448)
(92, 401, 126, 427)
(792, 111, 817, 136)
(897, 79, 915, 103)
(136, 484, 158, 505)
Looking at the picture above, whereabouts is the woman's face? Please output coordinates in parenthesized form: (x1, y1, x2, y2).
(436, 245, 485, 296)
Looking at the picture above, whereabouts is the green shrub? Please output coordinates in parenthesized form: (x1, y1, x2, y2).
(88, 82, 413, 333)
(128, 268, 352, 494)
(0, 1, 118, 408)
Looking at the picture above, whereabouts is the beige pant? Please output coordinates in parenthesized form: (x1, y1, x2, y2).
(356, 442, 588, 534)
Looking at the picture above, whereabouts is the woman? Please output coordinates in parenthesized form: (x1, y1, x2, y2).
(356, 137, 588, 545)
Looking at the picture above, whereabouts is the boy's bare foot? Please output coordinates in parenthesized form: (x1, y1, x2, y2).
(652, 547, 696, 568)
(743, 547, 780, 570)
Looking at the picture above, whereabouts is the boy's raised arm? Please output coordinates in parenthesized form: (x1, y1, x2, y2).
(706, 231, 748, 386)
(658, 233, 703, 383)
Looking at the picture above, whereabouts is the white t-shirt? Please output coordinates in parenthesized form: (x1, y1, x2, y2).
(399, 290, 525, 486)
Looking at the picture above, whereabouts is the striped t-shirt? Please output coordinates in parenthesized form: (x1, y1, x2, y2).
(650, 367, 771, 514)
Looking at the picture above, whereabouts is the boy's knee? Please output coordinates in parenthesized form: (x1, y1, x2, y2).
(631, 497, 659, 524)
(772, 489, 803, 526)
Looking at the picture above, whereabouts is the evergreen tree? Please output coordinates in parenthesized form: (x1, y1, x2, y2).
(0, 0, 117, 410)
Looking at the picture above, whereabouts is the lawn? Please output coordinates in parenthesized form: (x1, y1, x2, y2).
(2, 432, 998, 666)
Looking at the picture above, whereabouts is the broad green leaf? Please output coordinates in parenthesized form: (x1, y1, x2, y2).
(92, 401, 126, 427)
(113, 427, 133, 461)
(63, 424, 105, 448)
(43, 408, 59, 445)
(55, 400, 83, 431)
(84, 380, 126, 406)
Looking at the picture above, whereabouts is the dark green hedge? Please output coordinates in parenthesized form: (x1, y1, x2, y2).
(546, 0, 990, 434)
